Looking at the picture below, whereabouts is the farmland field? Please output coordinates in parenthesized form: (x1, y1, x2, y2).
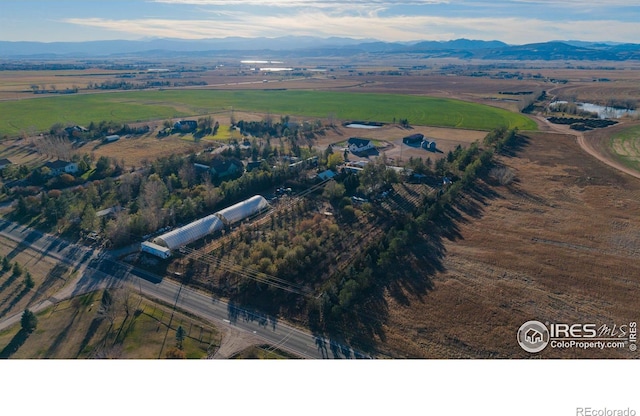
(0, 89, 537, 136)
(377, 130, 640, 358)
(609, 125, 640, 171)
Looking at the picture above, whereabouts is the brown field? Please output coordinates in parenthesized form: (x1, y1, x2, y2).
(376, 130, 640, 358)
(0, 233, 75, 321)
(2, 59, 640, 359)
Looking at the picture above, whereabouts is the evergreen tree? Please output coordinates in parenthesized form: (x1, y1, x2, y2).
(21, 309, 37, 333)
(176, 325, 186, 350)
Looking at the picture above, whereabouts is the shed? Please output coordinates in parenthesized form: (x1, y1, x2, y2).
(317, 170, 336, 181)
(141, 241, 172, 259)
(403, 133, 424, 145)
(103, 135, 120, 143)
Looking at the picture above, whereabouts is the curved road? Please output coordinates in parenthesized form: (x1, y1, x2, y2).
(0, 217, 363, 359)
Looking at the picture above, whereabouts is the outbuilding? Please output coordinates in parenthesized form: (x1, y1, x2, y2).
(403, 133, 424, 145)
(103, 135, 120, 143)
(153, 214, 224, 250)
(215, 195, 270, 226)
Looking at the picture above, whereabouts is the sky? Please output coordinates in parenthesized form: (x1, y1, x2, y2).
(0, 0, 639, 45)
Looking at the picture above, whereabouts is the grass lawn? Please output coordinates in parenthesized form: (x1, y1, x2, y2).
(0, 291, 221, 359)
(0, 90, 537, 137)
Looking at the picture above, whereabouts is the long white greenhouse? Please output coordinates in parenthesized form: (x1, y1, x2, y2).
(153, 214, 224, 250)
(215, 195, 270, 226)
(147, 195, 270, 254)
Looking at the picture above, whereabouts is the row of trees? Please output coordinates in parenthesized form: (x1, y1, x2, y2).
(307, 127, 521, 337)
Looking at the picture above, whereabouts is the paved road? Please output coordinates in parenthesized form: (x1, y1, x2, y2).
(0, 217, 365, 359)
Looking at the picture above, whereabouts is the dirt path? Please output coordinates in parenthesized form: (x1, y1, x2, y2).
(533, 115, 640, 180)
(213, 326, 262, 359)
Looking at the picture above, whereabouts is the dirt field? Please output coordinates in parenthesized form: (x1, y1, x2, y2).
(0, 233, 74, 322)
(376, 130, 640, 358)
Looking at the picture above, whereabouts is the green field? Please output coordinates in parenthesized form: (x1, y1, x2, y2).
(609, 125, 640, 171)
(0, 90, 537, 136)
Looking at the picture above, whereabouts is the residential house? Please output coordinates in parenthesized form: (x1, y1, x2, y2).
(0, 158, 12, 170)
(347, 137, 375, 154)
(44, 160, 78, 176)
(174, 120, 198, 133)
(211, 158, 244, 179)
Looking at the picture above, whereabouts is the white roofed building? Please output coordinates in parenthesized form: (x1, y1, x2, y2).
(153, 214, 224, 250)
(215, 195, 269, 226)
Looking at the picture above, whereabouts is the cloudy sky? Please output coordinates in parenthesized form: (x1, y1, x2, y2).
(1, 0, 639, 44)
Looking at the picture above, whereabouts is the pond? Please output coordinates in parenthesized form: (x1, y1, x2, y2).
(578, 103, 637, 119)
(345, 123, 382, 129)
(550, 101, 637, 119)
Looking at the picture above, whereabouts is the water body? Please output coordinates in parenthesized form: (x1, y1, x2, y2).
(578, 103, 637, 119)
(259, 68, 293, 72)
(550, 101, 637, 119)
(345, 123, 382, 129)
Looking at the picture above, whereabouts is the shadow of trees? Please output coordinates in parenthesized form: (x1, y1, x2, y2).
(192, 128, 528, 357)
(0, 328, 31, 359)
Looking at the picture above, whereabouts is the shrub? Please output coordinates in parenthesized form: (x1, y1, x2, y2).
(489, 167, 515, 186)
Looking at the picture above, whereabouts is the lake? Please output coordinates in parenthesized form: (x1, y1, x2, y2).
(345, 123, 382, 129)
(551, 101, 637, 119)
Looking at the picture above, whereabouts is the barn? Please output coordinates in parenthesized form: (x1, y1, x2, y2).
(403, 133, 424, 145)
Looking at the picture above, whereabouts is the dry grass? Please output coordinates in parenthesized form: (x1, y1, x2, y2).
(0, 236, 73, 321)
(375, 131, 640, 358)
(0, 292, 221, 359)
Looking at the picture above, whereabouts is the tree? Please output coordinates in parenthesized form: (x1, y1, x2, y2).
(80, 204, 97, 233)
(24, 272, 34, 289)
(94, 156, 112, 178)
(327, 153, 343, 170)
(98, 289, 116, 326)
(176, 325, 186, 350)
(21, 309, 37, 333)
(12, 261, 22, 277)
(2, 256, 11, 271)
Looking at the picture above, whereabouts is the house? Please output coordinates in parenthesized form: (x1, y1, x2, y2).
(0, 158, 12, 170)
(402, 133, 424, 145)
(210, 157, 244, 179)
(44, 160, 78, 176)
(174, 120, 198, 132)
(64, 125, 88, 139)
(347, 137, 375, 154)
(246, 160, 266, 172)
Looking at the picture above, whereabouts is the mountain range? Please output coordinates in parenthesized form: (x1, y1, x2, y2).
(1, 37, 640, 61)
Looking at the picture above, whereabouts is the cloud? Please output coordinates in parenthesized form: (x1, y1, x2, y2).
(150, 0, 449, 5)
(511, 0, 633, 5)
(64, 13, 640, 44)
